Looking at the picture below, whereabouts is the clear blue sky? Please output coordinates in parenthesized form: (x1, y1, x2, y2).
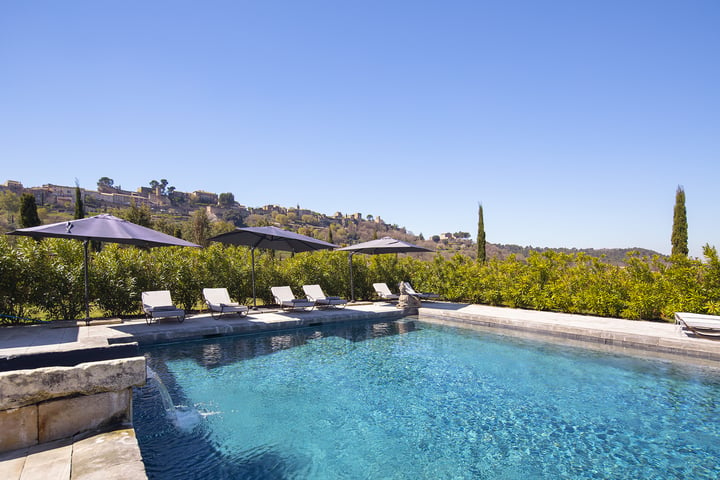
(2, 1, 718, 257)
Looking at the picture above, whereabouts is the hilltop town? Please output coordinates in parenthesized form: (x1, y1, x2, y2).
(0, 179, 661, 264)
(0, 178, 380, 228)
(0, 178, 476, 256)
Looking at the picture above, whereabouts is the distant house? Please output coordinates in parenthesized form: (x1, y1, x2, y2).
(169, 190, 190, 204)
(39, 184, 78, 208)
(137, 186, 158, 196)
(205, 205, 220, 222)
(97, 191, 151, 207)
(83, 190, 104, 204)
(27, 186, 54, 206)
(191, 190, 218, 204)
(97, 184, 133, 196)
(97, 184, 115, 194)
(149, 193, 171, 208)
(136, 187, 172, 208)
(256, 204, 286, 214)
(44, 183, 75, 196)
(1, 180, 24, 194)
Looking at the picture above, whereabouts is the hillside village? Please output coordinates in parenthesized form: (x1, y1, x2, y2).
(0, 179, 475, 257)
(1, 178, 376, 225)
(1, 179, 661, 264)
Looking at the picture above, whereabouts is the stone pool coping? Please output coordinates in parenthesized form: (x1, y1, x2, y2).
(420, 303, 720, 364)
(2, 301, 720, 479)
(3, 302, 719, 362)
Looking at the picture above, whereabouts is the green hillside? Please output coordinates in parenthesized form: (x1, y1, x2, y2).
(0, 191, 663, 266)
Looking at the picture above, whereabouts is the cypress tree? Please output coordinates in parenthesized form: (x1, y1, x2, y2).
(671, 185, 689, 257)
(74, 183, 85, 219)
(477, 203, 486, 264)
(19, 193, 41, 228)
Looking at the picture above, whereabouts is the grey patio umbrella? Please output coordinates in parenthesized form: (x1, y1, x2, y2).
(7, 214, 200, 323)
(208, 226, 338, 308)
(337, 237, 433, 301)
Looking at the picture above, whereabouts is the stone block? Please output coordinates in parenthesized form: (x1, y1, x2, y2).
(21, 438, 73, 479)
(0, 405, 38, 452)
(0, 357, 146, 410)
(73, 461, 147, 480)
(0, 452, 25, 480)
(71, 429, 147, 480)
(38, 390, 131, 444)
(0, 342, 139, 373)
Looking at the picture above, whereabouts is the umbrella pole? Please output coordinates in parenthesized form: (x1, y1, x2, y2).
(349, 252, 355, 302)
(251, 247, 257, 309)
(83, 240, 90, 325)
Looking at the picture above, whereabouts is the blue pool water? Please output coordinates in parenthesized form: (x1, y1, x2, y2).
(133, 319, 720, 479)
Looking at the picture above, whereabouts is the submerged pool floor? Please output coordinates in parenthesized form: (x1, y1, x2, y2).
(134, 319, 720, 479)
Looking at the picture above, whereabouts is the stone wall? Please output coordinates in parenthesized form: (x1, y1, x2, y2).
(0, 356, 146, 453)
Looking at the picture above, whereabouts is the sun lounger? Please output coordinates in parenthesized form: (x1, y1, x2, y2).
(271, 286, 315, 312)
(675, 312, 720, 339)
(401, 281, 440, 300)
(302, 284, 347, 309)
(373, 282, 399, 301)
(203, 288, 249, 319)
(142, 290, 185, 324)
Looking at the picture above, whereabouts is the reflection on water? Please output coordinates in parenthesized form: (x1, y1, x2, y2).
(134, 318, 417, 479)
(145, 318, 417, 371)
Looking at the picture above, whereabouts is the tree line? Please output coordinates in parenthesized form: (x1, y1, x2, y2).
(2, 235, 719, 323)
(1, 184, 713, 324)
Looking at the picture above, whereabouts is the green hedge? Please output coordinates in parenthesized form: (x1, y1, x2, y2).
(2, 236, 719, 322)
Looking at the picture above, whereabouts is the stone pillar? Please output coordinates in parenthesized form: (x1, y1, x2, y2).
(397, 281, 421, 313)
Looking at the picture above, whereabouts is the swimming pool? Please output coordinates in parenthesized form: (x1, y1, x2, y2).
(133, 318, 720, 479)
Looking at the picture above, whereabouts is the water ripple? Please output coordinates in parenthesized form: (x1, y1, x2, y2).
(134, 320, 720, 479)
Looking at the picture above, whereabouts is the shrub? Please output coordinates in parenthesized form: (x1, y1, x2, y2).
(0, 237, 29, 318)
(19, 238, 85, 320)
(7, 238, 720, 322)
(93, 245, 152, 316)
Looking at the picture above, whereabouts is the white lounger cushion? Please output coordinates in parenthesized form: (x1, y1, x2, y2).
(271, 286, 315, 311)
(401, 282, 440, 299)
(142, 290, 185, 321)
(675, 312, 720, 333)
(203, 288, 249, 316)
(302, 284, 347, 308)
(373, 283, 399, 300)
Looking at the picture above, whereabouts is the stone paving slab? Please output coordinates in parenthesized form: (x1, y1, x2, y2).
(0, 436, 73, 480)
(0, 429, 145, 480)
(0, 453, 25, 479)
(70, 429, 146, 480)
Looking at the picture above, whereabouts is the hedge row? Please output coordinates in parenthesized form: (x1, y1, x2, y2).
(1, 236, 719, 322)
